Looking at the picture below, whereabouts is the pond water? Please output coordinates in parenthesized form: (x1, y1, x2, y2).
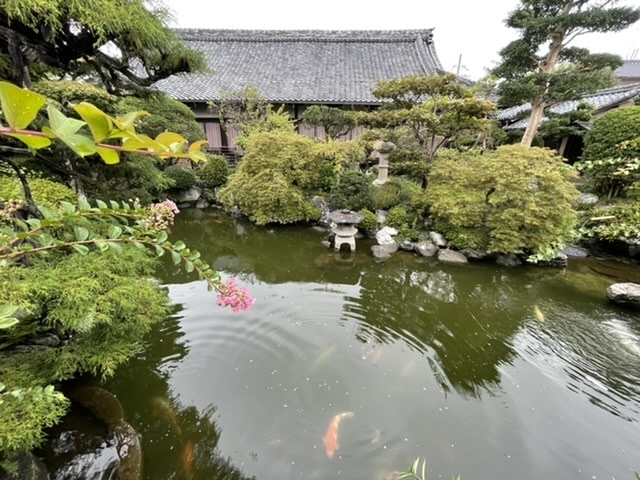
(101, 208, 640, 480)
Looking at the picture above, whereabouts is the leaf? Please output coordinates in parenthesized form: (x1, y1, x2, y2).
(72, 244, 90, 255)
(78, 198, 92, 211)
(109, 201, 120, 209)
(0, 81, 46, 129)
(154, 245, 165, 257)
(26, 218, 41, 229)
(0, 304, 19, 318)
(108, 242, 123, 255)
(94, 241, 109, 252)
(188, 140, 209, 153)
(155, 132, 187, 148)
(96, 146, 120, 165)
(113, 110, 149, 131)
(73, 102, 113, 142)
(4, 133, 52, 149)
(189, 150, 208, 163)
(45, 106, 97, 157)
(184, 260, 194, 273)
(96, 200, 108, 209)
(108, 225, 122, 239)
(0, 317, 18, 330)
(173, 240, 186, 251)
(37, 233, 55, 246)
(74, 227, 89, 241)
(171, 250, 181, 265)
(156, 231, 168, 243)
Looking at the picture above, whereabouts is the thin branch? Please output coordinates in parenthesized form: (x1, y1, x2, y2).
(0, 157, 41, 218)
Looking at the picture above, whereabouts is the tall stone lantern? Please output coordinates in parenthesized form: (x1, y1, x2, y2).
(370, 140, 397, 186)
(326, 209, 364, 252)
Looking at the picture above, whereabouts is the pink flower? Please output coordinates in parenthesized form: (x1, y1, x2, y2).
(146, 200, 181, 230)
(216, 279, 255, 312)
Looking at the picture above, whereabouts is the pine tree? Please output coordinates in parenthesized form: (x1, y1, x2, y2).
(493, 0, 640, 147)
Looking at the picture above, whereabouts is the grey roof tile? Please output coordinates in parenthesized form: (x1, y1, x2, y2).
(615, 60, 640, 79)
(500, 83, 640, 129)
(154, 29, 444, 104)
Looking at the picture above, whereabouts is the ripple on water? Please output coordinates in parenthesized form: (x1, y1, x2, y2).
(516, 303, 640, 422)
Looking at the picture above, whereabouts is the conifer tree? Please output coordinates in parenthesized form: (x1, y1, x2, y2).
(493, 0, 640, 147)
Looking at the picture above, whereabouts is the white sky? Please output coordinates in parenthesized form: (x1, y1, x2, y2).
(164, 0, 640, 80)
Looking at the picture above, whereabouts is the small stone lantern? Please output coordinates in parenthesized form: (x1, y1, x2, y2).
(327, 209, 364, 252)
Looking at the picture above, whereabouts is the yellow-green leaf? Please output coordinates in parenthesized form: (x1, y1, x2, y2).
(0, 81, 46, 129)
(96, 147, 120, 165)
(155, 132, 187, 148)
(113, 110, 149, 131)
(4, 133, 51, 149)
(74, 102, 113, 142)
(188, 140, 209, 153)
(121, 133, 166, 153)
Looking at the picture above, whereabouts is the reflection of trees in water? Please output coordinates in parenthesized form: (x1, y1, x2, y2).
(101, 313, 255, 480)
(349, 262, 526, 399)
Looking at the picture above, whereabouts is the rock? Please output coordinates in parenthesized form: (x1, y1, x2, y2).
(576, 193, 599, 207)
(414, 241, 438, 258)
(535, 253, 568, 268)
(562, 245, 589, 258)
(429, 231, 447, 248)
(398, 240, 415, 252)
(461, 248, 490, 261)
(311, 196, 332, 228)
(371, 245, 393, 261)
(29, 333, 60, 347)
(376, 226, 398, 246)
(175, 186, 202, 204)
(195, 198, 210, 209)
(437, 248, 468, 264)
(496, 253, 522, 267)
(375, 209, 387, 225)
(0, 452, 48, 480)
(607, 282, 640, 310)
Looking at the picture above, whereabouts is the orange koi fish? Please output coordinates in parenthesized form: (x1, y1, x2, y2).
(323, 411, 354, 459)
(182, 440, 194, 479)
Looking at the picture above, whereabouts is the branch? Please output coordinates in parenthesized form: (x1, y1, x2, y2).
(0, 157, 41, 218)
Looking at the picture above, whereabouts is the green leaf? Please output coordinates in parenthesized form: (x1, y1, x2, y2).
(0, 304, 19, 318)
(184, 260, 194, 273)
(113, 110, 149, 131)
(108, 225, 122, 239)
(37, 233, 55, 247)
(108, 242, 123, 255)
(156, 231, 168, 243)
(0, 317, 18, 330)
(154, 245, 165, 257)
(109, 201, 120, 209)
(96, 146, 120, 165)
(0, 81, 46, 129)
(78, 198, 92, 211)
(44, 106, 97, 157)
(171, 250, 181, 265)
(133, 241, 146, 251)
(96, 200, 108, 209)
(73, 102, 113, 142)
(26, 218, 41, 229)
(72, 244, 90, 255)
(173, 240, 186, 251)
(94, 241, 109, 252)
(74, 227, 89, 241)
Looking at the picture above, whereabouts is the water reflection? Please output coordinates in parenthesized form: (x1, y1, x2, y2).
(96, 209, 640, 480)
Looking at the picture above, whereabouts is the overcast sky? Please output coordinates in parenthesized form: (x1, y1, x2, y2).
(164, 0, 640, 80)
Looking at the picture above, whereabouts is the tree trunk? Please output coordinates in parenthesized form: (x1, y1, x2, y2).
(521, 1, 573, 147)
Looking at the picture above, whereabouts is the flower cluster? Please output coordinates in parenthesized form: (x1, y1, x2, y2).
(146, 200, 180, 230)
(216, 279, 255, 312)
(0, 199, 25, 221)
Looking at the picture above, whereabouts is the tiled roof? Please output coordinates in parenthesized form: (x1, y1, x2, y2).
(153, 29, 445, 104)
(498, 83, 640, 130)
(616, 60, 640, 79)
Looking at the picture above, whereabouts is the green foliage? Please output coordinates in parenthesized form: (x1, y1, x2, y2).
(328, 170, 373, 211)
(580, 200, 640, 241)
(196, 155, 229, 189)
(119, 93, 206, 143)
(1, 0, 205, 91)
(33, 80, 118, 114)
(385, 206, 420, 241)
(164, 165, 197, 191)
(357, 209, 378, 232)
(581, 106, 640, 162)
(301, 105, 356, 139)
(371, 177, 421, 210)
(537, 102, 594, 140)
(575, 157, 640, 198)
(0, 177, 76, 207)
(423, 145, 580, 259)
(218, 130, 323, 224)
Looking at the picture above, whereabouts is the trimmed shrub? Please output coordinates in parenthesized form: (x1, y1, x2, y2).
(328, 170, 373, 211)
(371, 177, 421, 210)
(386, 206, 419, 241)
(164, 165, 197, 191)
(575, 157, 640, 198)
(0, 177, 76, 207)
(423, 145, 580, 260)
(581, 106, 640, 162)
(196, 155, 229, 189)
(358, 208, 378, 232)
(581, 200, 640, 241)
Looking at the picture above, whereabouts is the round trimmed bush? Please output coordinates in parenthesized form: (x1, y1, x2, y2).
(196, 155, 229, 189)
(582, 106, 640, 162)
(164, 165, 197, 190)
(358, 208, 378, 232)
(329, 170, 373, 211)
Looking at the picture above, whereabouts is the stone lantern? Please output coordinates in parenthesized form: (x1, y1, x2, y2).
(370, 140, 397, 186)
(326, 209, 364, 252)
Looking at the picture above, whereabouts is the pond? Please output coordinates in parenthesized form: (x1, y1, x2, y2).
(97, 208, 640, 480)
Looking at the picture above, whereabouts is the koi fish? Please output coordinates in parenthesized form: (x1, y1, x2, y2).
(182, 440, 194, 479)
(323, 411, 354, 459)
(533, 304, 545, 323)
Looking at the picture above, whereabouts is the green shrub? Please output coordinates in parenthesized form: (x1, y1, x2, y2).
(33, 80, 118, 114)
(196, 155, 229, 189)
(386, 206, 419, 241)
(0, 177, 76, 207)
(575, 157, 640, 198)
(581, 200, 640, 240)
(329, 170, 373, 211)
(164, 165, 197, 191)
(581, 106, 640, 162)
(358, 209, 378, 232)
(423, 145, 580, 260)
(218, 130, 322, 224)
(371, 177, 421, 210)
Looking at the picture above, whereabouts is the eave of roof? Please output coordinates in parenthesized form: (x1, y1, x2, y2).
(154, 28, 445, 104)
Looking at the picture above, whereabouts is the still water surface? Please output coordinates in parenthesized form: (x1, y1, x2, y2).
(104, 208, 640, 480)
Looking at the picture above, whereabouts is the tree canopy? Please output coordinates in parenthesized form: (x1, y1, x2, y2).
(492, 0, 639, 146)
(0, 0, 205, 92)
